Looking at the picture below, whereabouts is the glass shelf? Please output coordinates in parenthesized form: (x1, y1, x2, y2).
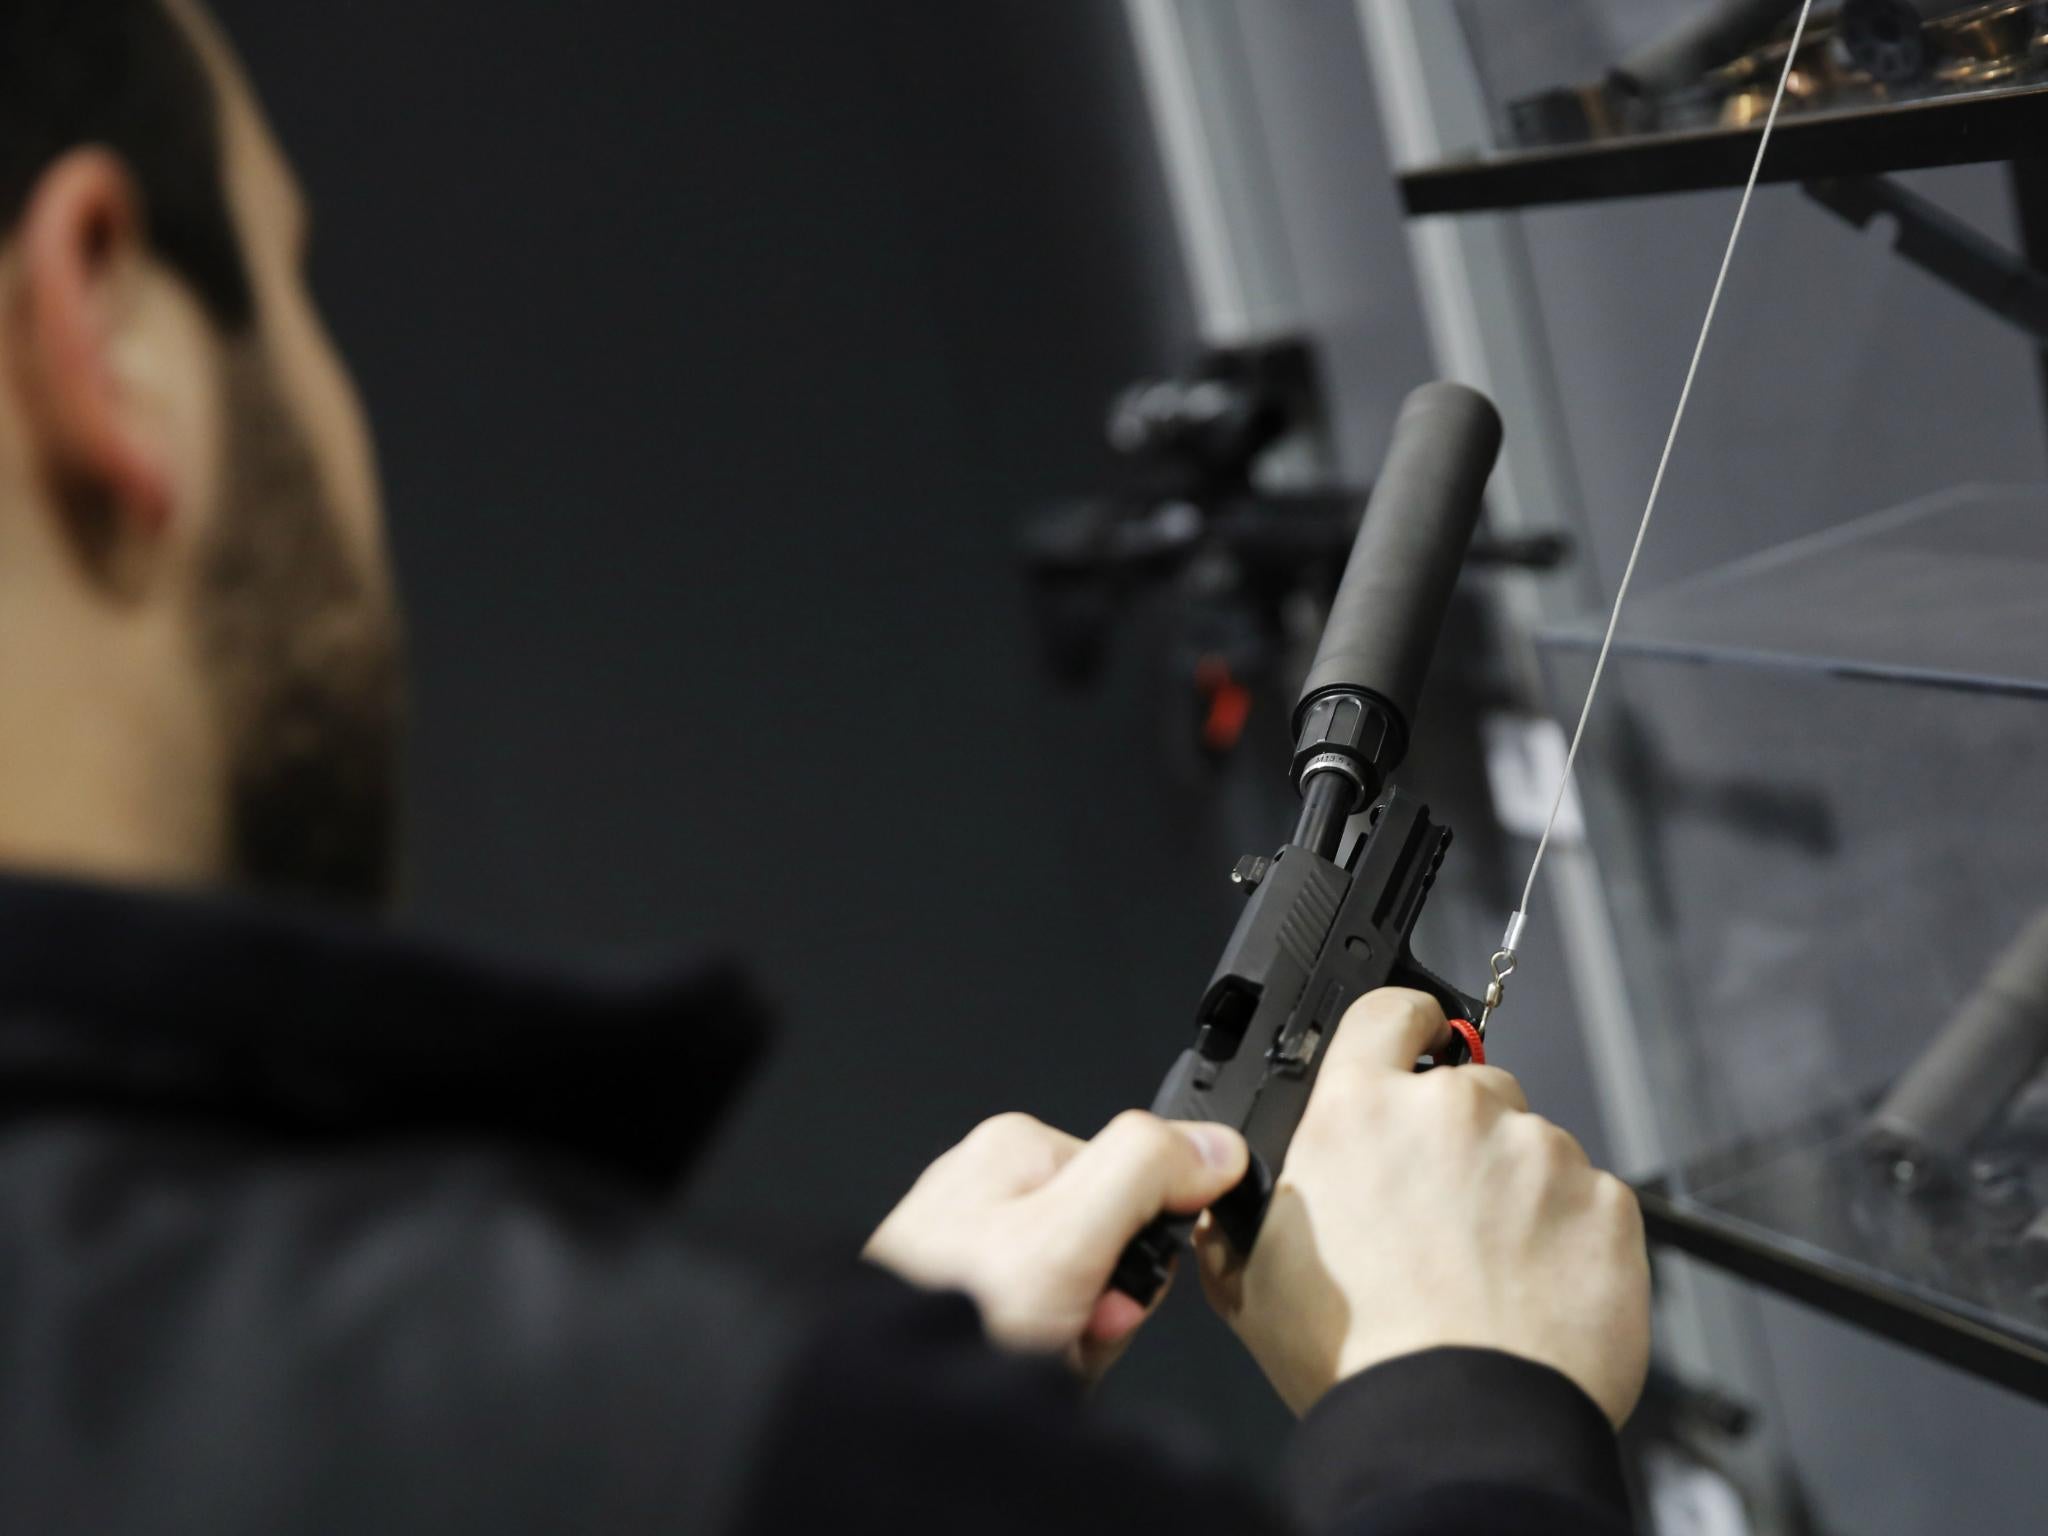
(1536, 490, 2048, 1396)
(1540, 483, 2048, 697)
(1640, 1097, 2048, 1403)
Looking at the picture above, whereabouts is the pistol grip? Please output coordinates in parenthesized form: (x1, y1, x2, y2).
(1110, 1214, 1191, 1306)
(1108, 1150, 1277, 1304)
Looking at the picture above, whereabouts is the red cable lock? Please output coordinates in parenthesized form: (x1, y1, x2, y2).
(1445, 1017, 1485, 1067)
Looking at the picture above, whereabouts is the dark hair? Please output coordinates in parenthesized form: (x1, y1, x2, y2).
(0, 0, 254, 327)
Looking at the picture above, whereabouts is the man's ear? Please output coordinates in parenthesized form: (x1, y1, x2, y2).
(11, 148, 191, 587)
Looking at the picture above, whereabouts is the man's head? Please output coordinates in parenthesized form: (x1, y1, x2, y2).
(0, 0, 402, 909)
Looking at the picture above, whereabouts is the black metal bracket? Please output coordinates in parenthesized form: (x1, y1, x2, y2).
(1639, 1176, 2048, 1406)
(1015, 340, 1569, 693)
(1804, 173, 2048, 345)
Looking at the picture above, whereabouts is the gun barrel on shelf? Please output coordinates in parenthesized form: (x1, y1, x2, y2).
(1864, 908, 2048, 1188)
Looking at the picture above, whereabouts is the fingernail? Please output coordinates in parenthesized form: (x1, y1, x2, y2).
(1185, 1124, 1240, 1169)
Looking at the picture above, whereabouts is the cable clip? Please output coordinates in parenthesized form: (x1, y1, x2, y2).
(1476, 911, 1526, 1036)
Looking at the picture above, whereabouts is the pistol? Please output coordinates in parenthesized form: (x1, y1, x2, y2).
(1111, 382, 1502, 1305)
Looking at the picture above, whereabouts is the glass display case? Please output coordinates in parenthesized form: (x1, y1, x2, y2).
(1362, 0, 2048, 1415)
(1538, 482, 2048, 1396)
(1398, 1, 2048, 212)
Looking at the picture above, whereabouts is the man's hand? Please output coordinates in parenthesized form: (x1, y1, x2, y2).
(866, 1110, 1248, 1379)
(1200, 988, 1650, 1425)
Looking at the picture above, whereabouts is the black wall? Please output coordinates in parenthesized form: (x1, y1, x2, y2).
(216, 1, 1297, 1472)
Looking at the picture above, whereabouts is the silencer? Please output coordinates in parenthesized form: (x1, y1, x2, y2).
(1864, 908, 2048, 1189)
(1613, 0, 1802, 96)
(1293, 382, 1501, 764)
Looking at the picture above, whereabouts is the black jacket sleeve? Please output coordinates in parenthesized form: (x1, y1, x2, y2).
(1289, 1348, 1636, 1535)
(730, 1266, 1278, 1535)
(4, 1121, 1629, 1536)
(733, 1267, 1634, 1536)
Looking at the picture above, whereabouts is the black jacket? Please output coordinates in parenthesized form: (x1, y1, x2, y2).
(0, 874, 1632, 1535)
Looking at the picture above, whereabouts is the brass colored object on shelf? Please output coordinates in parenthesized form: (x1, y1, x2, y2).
(1930, 0, 2048, 85)
(1708, 8, 1862, 128)
(1503, 1, 2048, 150)
(1717, 1, 2048, 125)
(1502, 80, 1647, 148)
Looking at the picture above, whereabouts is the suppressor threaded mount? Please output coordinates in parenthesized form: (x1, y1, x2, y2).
(1291, 690, 1398, 805)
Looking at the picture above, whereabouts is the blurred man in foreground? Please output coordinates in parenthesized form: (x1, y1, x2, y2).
(0, 3, 1651, 1532)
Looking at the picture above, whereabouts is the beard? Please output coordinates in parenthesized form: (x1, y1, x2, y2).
(194, 345, 405, 911)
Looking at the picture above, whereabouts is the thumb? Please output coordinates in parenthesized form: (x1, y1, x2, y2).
(1035, 1112, 1248, 1267)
